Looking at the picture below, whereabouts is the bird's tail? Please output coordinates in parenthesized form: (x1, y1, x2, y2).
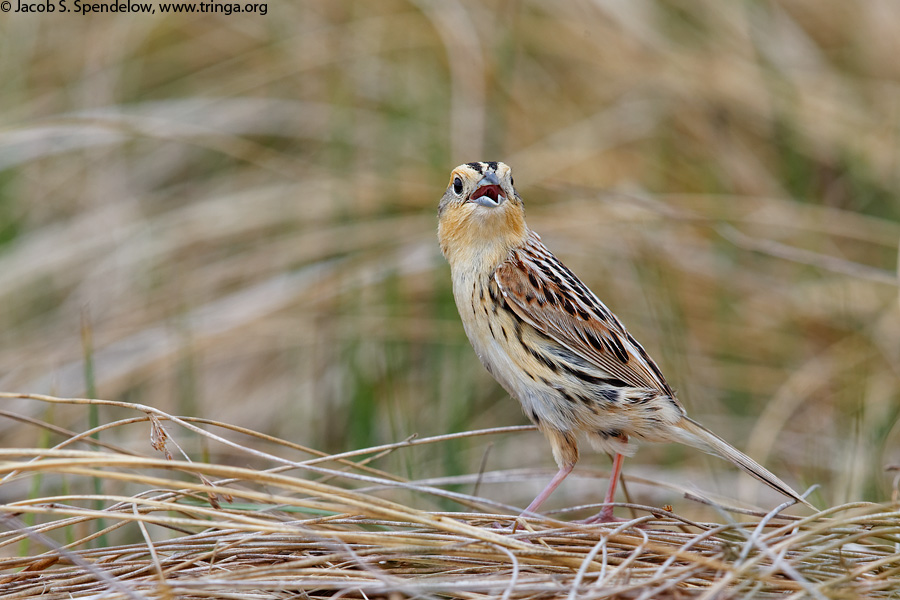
(676, 417, 814, 509)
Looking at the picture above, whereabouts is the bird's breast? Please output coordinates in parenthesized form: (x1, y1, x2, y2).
(452, 270, 529, 391)
(451, 268, 584, 431)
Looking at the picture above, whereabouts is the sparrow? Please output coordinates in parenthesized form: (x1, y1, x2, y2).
(437, 161, 812, 523)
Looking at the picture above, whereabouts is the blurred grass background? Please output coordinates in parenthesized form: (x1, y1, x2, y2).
(1, 0, 898, 517)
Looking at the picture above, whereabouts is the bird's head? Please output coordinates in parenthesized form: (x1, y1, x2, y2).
(437, 161, 528, 266)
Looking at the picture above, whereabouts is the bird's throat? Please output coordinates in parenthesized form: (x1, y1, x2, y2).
(439, 205, 528, 273)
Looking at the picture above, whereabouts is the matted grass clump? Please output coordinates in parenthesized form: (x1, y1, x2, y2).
(0, 394, 898, 599)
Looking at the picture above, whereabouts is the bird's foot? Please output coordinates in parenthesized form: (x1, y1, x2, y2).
(579, 506, 631, 525)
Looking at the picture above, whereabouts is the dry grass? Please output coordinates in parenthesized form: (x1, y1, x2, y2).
(1, 393, 898, 599)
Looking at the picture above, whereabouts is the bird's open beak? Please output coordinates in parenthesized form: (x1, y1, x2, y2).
(470, 172, 506, 207)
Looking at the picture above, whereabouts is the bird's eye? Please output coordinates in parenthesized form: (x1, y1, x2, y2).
(510, 176, 515, 187)
(453, 177, 463, 195)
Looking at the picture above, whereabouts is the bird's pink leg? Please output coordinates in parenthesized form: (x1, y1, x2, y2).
(512, 462, 574, 530)
(583, 452, 624, 523)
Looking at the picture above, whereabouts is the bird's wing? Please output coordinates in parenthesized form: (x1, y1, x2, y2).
(494, 233, 675, 397)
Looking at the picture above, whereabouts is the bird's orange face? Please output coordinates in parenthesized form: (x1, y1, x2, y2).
(437, 161, 527, 265)
(439, 161, 519, 215)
